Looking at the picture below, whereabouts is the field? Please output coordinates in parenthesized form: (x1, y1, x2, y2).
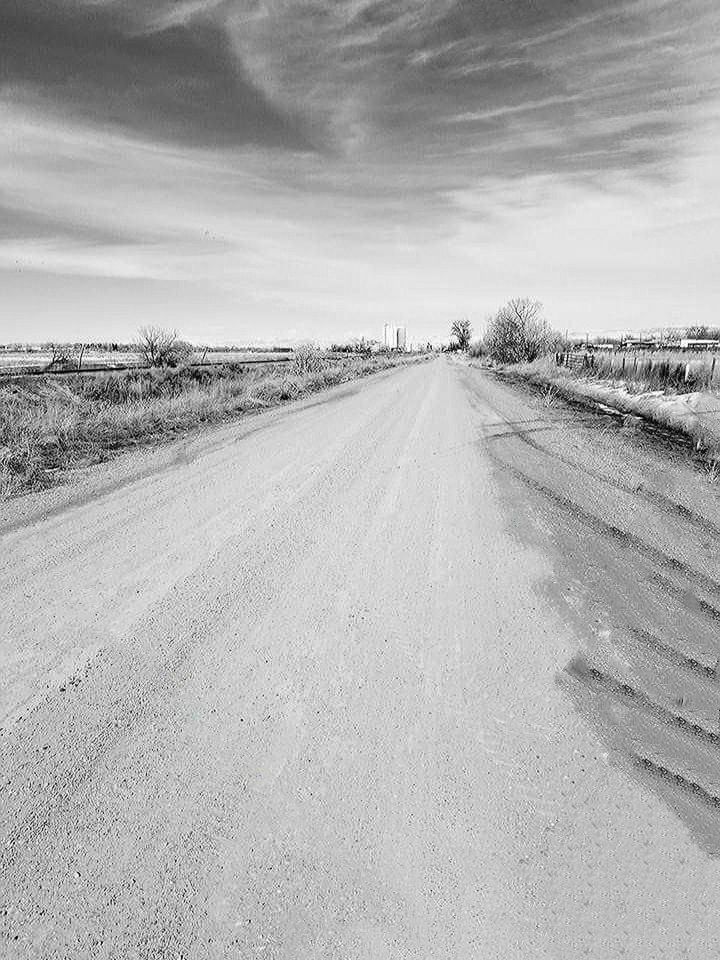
(0, 349, 292, 375)
(0, 353, 426, 499)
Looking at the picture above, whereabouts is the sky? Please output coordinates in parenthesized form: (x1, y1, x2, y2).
(1, 0, 720, 344)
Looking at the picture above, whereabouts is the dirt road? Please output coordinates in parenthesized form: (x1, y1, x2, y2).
(3, 357, 720, 958)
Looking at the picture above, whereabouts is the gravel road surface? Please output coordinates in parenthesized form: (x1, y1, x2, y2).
(3, 357, 720, 958)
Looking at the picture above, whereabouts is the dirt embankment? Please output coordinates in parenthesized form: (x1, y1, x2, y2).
(494, 356, 720, 469)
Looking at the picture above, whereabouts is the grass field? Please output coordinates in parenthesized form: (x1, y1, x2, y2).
(0, 349, 292, 375)
(0, 354, 426, 499)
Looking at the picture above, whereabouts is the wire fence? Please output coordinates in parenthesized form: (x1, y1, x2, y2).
(0, 354, 296, 379)
(556, 349, 720, 393)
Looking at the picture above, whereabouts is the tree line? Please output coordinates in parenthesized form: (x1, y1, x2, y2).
(450, 298, 559, 364)
(450, 305, 720, 363)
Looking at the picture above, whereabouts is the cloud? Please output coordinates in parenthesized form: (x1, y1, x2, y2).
(0, 239, 152, 279)
(0, 0, 313, 149)
(0, 203, 133, 246)
(3, 1, 716, 177)
(2, 0, 720, 341)
(229, 0, 717, 183)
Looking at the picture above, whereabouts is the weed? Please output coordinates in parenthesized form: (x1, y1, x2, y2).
(542, 384, 558, 408)
(507, 356, 720, 469)
(0, 355, 427, 499)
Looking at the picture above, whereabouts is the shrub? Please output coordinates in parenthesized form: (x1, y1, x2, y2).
(450, 319, 472, 351)
(137, 326, 194, 367)
(292, 342, 325, 375)
(484, 298, 558, 364)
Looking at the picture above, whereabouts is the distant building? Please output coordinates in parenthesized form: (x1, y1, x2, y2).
(383, 323, 395, 350)
(396, 326, 407, 351)
(623, 339, 657, 350)
(680, 338, 720, 351)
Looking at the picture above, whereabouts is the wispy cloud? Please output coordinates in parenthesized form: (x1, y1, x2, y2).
(1, 0, 720, 340)
(0, 1, 312, 149)
(447, 95, 588, 125)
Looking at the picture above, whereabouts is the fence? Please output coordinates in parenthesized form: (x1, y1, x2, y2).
(556, 349, 720, 393)
(0, 349, 383, 379)
(0, 354, 295, 379)
(556, 351, 596, 373)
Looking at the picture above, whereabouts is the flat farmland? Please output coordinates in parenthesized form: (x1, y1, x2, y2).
(0, 350, 293, 376)
(0, 351, 143, 373)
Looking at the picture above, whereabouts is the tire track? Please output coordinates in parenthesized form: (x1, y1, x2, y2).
(566, 658, 720, 750)
(483, 447, 720, 613)
(463, 369, 720, 540)
(626, 627, 719, 681)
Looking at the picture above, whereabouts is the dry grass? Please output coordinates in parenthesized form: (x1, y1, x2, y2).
(0, 355, 426, 499)
(0, 348, 293, 374)
(505, 355, 720, 471)
(579, 349, 720, 394)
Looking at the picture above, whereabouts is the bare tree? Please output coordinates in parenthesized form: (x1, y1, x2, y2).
(45, 343, 73, 371)
(292, 341, 326, 375)
(686, 325, 719, 340)
(137, 326, 193, 367)
(484, 298, 558, 364)
(450, 318, 472, 351)
(45, 344, 61, 371)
